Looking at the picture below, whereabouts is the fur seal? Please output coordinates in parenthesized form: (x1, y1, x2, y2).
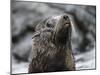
(28, 14, 75, 73)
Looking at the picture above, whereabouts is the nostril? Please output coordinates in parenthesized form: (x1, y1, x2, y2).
(63, 15, 69, 20)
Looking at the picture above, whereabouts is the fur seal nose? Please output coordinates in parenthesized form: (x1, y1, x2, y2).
(63, 15, 69, 20)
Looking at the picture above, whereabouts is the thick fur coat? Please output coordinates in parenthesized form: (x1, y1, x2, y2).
(28, 15, 75, 73)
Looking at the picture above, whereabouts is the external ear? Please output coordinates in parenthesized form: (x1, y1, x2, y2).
(36, 17, 50, 31)
(32, 31, 40, 39)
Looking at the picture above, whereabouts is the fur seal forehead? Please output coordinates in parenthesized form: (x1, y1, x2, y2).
(51, 15, 62, 21)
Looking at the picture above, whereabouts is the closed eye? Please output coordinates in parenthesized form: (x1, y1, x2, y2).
(46, 23, 54, 28)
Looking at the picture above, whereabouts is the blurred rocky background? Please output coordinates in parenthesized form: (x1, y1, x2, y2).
(11, 0, 96, 74)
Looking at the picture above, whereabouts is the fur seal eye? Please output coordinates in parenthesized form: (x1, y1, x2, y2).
(46, 23, 54, 28)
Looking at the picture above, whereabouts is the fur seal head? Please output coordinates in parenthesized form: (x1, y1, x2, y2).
(35, 14, 72, 46)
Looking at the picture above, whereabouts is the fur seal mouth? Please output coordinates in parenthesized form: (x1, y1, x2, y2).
(64, 22, 70, 27)
(65, 22, 70, 24)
